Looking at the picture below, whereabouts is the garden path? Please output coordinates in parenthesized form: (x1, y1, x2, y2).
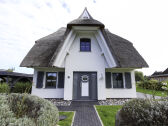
(57, 101, 102, 126)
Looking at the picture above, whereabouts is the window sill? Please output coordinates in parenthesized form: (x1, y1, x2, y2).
(44, 87, 64, 89)
(45, 87, 56, 89)
(106, 88, 132, 89)
(79, 51, 91, 52)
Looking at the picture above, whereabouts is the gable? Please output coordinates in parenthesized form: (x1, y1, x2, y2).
(52, 27, 116, 68)
(65, 32, 109, 69)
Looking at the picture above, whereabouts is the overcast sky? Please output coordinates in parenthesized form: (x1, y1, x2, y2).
(0, 0, 167, 75)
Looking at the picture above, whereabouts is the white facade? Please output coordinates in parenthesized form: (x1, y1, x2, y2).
(64, 30, 108, 100)
(31, 27, 137, 100)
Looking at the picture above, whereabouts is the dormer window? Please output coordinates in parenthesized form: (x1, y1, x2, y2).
(80, 38, 91, 52)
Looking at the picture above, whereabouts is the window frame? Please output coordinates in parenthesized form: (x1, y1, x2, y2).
(45, 72, 58, 89)
(80, 38, 91, 52)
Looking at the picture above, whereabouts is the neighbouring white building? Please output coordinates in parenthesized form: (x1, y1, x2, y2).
(20, 8, 148, 101)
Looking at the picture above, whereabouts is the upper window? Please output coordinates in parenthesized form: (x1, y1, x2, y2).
(80, 38, 91, 52)
(112, 73, 124, 88)
(46, 72, 57, 88)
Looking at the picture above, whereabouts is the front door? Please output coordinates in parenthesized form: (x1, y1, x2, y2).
(73, 72, 97, 101)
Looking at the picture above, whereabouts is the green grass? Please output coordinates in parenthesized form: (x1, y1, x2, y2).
(58, 111, 74, 126)
(96, 105, 122, 126)
(136, 86, 167, 97)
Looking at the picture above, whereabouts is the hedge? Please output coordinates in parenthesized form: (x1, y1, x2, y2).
(0, 93, 59, 126)
(137, 79, 163, 91)
(13, 82, 32, 93)
(0, 83, 9, 93)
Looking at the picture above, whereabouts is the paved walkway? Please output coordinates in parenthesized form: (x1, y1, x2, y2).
(57, 101, 102, 126)
(136, 92, 162, 99)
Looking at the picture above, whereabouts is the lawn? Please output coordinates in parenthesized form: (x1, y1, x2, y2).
(96, 105, 122, 126)
(136, 86, 167, 97)
(58, 111, 74, 126)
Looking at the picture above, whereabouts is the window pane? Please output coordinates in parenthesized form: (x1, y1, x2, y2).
(46, 72, 57, 88)
(85, 46, 90, 51)
(80, 38, 91, 51)
(85, 42, 90, 46)
(81, 42, 85, 46)
(112, 73, 123, 88)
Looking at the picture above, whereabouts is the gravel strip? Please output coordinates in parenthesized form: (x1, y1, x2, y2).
(46, 98, 71, 106)
(99, 98, 132, 105)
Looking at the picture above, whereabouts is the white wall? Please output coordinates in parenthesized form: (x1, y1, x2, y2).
(64, 31, 109, 100)
(105, 69, 137, 98)
(31, 68, 64, 98)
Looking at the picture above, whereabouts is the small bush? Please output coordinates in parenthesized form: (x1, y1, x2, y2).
(120, 99, 168, 126)
(13, 82, 32, 93)
(0, 83, 9, 93)
(0, 93, 59, 126)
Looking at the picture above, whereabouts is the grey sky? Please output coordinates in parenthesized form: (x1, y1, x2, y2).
(0, 0, 167, 75)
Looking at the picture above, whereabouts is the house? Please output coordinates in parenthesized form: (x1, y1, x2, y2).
(20, 8, 148, 100)
(150, 68, 168, 82)
(0, 69, 33, 87)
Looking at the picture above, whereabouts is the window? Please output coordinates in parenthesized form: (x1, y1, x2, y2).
(112, 73, 124, 88)
(105, 72, 132, 89)
(80, 38, 91, 51)
(46, 72, 57, 88)
(45, 72, 65, 88)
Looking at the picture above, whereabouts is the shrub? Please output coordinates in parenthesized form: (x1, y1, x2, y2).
(135, 71, 144, 82)
(0, 83, 9, 93)
(137, 79, 163, 91)
(162, 81, 168, 95)
(0, 93, 59, 126)
(13, 82, 32, 93)
(120, 99, 168, 126)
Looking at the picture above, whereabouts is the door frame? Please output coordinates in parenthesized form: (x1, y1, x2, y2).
(72, 71, 98, 101)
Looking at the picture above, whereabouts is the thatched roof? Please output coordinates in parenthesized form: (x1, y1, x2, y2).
(20, 27, 148, 68)
(20, 27, 70, 67)
(67, 8, 104, 29)
(151, 68, 168, 77)
(102, 29, 148, 68)
(152, 71, 163, 76)
(20, 8, 148, 68)
(163, 68, 168, 74)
